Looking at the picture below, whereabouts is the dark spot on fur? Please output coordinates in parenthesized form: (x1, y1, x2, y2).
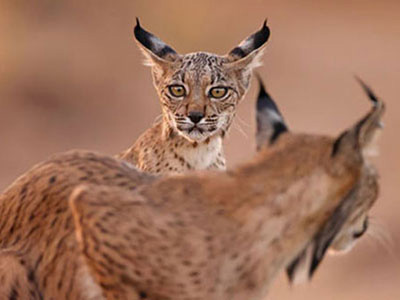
(189, 271, 199, 277)
(231, 252, 239, 259)
(182, 260, 192, 266)
(9, 286, 17, 300)
(20, 185, 28, 195)
(220, 130, 226, 139)
(193, 279, 202, 285)
(27, 269, 35, 282)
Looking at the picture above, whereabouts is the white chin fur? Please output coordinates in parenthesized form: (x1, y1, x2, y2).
(179, 129, 213, 142)
(328, 242, 356, 255)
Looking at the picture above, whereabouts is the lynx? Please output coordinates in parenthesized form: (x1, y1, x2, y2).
(117, 19, 270, 173)
(0, 78, 384, 299)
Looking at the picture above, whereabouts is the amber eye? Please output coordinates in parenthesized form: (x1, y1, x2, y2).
(209, 87, 228, 99)
(168, 85, 186, 98)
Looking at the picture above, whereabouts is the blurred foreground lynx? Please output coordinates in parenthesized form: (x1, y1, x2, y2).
(0, 78, 384, 299)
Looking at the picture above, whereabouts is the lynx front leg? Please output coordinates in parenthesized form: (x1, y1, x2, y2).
(0, 250, 42, 300)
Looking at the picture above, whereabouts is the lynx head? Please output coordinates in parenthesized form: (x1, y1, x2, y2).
(134, 18, 270, 142)
(255, 77, 384, 283)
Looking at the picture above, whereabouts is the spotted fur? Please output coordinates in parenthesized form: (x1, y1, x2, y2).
(117, 20, 270, 174)
(0, 79, 384, 299)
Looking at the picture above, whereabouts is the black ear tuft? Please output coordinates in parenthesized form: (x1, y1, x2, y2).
(332, 78, 385, 157)
(355, 76, 379, 105)
(252, 19, 270, 53)
(256, 75, 288, 149)
(133, 18, 177, 60)
(229, 20, 270, 59)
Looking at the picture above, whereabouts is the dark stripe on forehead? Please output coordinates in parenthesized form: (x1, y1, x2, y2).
(215, 72, 223, 82)
(210, 73, 216, 85)
(207, 55, 217, 67)
(172, 70, 185, 82)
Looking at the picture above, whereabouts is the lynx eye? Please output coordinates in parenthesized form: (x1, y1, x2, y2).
(209, 87, 228, 99)
(168, 85, 186, 98)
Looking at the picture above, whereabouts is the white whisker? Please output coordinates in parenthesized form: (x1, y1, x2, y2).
(232, 118, 249, 139)
(236, 114, 251, 129)
(153, 114, 163, 124)
(367, 217, 399, 263)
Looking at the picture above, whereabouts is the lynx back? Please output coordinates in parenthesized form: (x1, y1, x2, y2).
(0, 78, 384, 300)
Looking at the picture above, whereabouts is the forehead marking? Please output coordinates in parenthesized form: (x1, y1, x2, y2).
(180, 53, 226, 81)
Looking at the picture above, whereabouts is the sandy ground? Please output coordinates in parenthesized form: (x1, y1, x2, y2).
(0, 0, 399, 298)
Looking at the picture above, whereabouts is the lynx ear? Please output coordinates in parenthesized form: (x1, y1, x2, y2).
(226, 20, 270, 70)
(256, 75, 288, 150)
(134, 18, 179, 69)
(331, 78, 385, 158)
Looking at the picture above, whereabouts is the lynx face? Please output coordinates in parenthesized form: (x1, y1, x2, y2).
(134, 19, 270, 142)
(327, 80, 382, 254)
(157, 53, 247, 142)
(329, 163, 379, 253)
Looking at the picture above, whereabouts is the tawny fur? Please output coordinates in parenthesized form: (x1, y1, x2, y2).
(0, 104, 384, 300)
(0, 78, 384, 299)
(117, 20, 270, 174)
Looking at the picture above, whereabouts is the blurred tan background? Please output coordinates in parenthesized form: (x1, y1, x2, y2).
(0, 0, 399, 298)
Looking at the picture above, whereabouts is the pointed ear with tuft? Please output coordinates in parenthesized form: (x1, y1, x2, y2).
(134, 18, 180, 71)
(331, 78, 385, 158)
(226, 20, 270, 71)
(256, 75, 288, 150)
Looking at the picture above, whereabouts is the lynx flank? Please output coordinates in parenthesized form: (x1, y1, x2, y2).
(0, 79, 384, 299)
(117, 19, 270, 174)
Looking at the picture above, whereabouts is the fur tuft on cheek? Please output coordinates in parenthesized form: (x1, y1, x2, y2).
(142, 57, 155, 67)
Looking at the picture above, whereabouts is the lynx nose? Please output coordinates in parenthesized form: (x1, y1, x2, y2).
(353, 218, 369, 239)
(188, 112, 204, 124)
